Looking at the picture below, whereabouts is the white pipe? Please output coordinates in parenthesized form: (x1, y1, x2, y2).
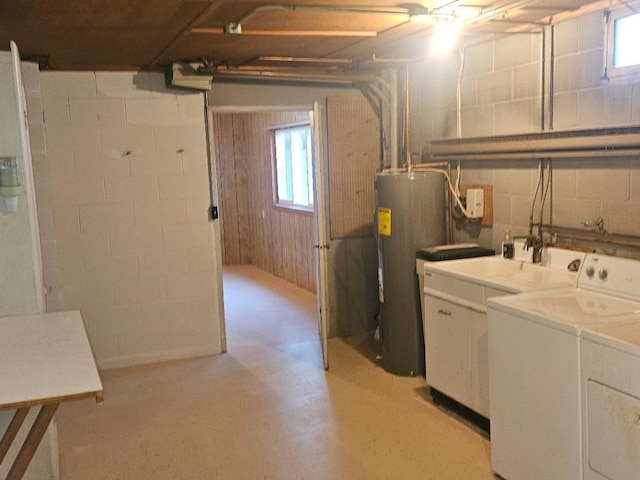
(411, 165, 474, 218)
(456, 47, 465, 139)
(389, 69, 400, 169)
(404, 64, 411, 170)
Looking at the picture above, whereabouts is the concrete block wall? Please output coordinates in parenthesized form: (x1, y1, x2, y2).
(40, 71, 223, 368)
(553, 12, 640, 128)
(411, 32, 543, 141)
(412, 9, 640, 256)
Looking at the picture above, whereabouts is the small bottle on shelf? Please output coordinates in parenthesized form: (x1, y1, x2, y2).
(502, 229, 514, 259)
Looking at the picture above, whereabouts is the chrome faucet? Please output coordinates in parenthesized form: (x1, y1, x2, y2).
(527, 237, 544, 264)
(514, 235, 545, 263)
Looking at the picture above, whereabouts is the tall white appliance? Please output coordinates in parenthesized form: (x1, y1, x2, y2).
(375, 170, 446, 376)
(487, 253, 640, 480)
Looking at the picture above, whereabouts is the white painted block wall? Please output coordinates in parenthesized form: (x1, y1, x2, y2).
(40, 71, 223, 368)
(411, 9, 640, 256)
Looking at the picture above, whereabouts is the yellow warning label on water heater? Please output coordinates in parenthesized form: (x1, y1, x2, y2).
(378, 208, 391, 236)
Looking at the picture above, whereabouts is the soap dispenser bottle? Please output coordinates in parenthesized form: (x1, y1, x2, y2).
(502, 229, 514, 259)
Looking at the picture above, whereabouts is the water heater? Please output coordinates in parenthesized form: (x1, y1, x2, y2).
(375, 170, 446, 375)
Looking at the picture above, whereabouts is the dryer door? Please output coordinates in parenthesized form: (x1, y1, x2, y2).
(585, 379, 640, 479)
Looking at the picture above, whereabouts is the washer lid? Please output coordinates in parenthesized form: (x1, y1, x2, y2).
(489, 287, 640, 331)
(583, 321, 640, 356)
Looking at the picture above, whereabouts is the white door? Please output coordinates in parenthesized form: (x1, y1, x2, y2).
(312, 101, 330, 370)
(10, 41, 45, 313)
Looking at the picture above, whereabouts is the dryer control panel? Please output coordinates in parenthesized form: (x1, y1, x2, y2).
(578, 254, 640, 301)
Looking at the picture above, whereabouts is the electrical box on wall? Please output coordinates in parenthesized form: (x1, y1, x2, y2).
(466, 188, 484, 218)
(460, 184, 493, 226)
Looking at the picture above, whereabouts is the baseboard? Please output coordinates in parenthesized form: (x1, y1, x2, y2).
(98, 344, 221, 370)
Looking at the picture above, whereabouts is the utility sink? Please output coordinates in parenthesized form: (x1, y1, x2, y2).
(425, 246, 585, 293)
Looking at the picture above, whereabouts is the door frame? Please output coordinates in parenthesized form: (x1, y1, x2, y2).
(206, 103, 330, 367)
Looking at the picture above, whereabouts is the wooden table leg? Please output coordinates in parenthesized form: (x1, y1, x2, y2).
(0, 408, 29, 464)
(6, 404, 59, 480)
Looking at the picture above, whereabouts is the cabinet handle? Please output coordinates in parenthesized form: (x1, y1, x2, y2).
(437, 309, 452, 316)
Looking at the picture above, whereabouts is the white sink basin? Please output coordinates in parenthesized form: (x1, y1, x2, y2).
(424, 248, 584, 293)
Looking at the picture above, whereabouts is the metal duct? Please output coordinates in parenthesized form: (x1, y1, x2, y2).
(424, 126, 640, 161)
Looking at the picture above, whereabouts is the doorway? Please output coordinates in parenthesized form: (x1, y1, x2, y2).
(209, 108, 329, 367)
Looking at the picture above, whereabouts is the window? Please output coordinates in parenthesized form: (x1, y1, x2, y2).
(272, 124, 314, 211)
(604, 8, 640, 79)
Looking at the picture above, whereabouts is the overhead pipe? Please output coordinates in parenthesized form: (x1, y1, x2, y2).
(426, 149, 640, 161)
(464, 0, 544, 25)
(231, 3, 411, 31)
(424, 126, 640, 161)
(210, 68, 376, 85)
(541, 228, 640, 251)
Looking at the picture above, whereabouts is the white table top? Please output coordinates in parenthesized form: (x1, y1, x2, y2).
(0, 311, 103, 409)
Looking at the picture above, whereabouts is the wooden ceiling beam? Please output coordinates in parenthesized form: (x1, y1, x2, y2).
(190, 27, 377, 37)
(147, 0, 226, 68)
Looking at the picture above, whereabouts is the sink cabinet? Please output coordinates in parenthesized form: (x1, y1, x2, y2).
(424, 297, 472, 408)
(424, 296, 490, 417)
(424, 270, 509, 419)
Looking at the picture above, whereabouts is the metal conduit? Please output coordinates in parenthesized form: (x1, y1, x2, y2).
(424, 126, 640, 161)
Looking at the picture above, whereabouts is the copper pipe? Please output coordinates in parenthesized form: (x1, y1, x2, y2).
(404, 63, 411, 170)
(541, 224, 640, 241)
(540, 224, 640, 250)
(547, 232, 640, 250)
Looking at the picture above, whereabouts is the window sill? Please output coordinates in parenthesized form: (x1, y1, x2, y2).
(273, 203, 314, 215)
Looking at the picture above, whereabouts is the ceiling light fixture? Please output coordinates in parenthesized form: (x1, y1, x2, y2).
(429, 19, 460, 56)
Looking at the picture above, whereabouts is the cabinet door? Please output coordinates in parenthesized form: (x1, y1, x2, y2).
(469, 310, 490, 418)
(424, 296, 471, 405)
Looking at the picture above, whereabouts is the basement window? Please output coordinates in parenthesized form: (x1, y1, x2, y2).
(271, 124, 314, 212)
(604, 9, 640, 79)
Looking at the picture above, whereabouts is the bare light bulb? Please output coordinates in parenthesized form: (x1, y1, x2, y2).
(429, 21, 460, 57)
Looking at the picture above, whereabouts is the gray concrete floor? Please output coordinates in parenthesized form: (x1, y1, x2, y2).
(57, 265, 494, 479)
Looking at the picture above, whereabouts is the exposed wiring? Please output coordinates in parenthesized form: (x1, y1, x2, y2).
(530, 160, 543, 235)
(412, 166, 473, 218)
(539, 160, 551, 232)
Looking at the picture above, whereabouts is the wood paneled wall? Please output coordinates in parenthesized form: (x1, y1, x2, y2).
(327, 95, 381, 239)
(213, 97, 381, 298)
(213, 111, 316, 292)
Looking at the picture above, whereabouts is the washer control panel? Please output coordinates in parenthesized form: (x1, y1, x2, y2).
(578, 254, 640, 300)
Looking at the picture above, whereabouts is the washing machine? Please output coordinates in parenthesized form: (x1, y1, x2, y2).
(487, 253, 640, 480)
